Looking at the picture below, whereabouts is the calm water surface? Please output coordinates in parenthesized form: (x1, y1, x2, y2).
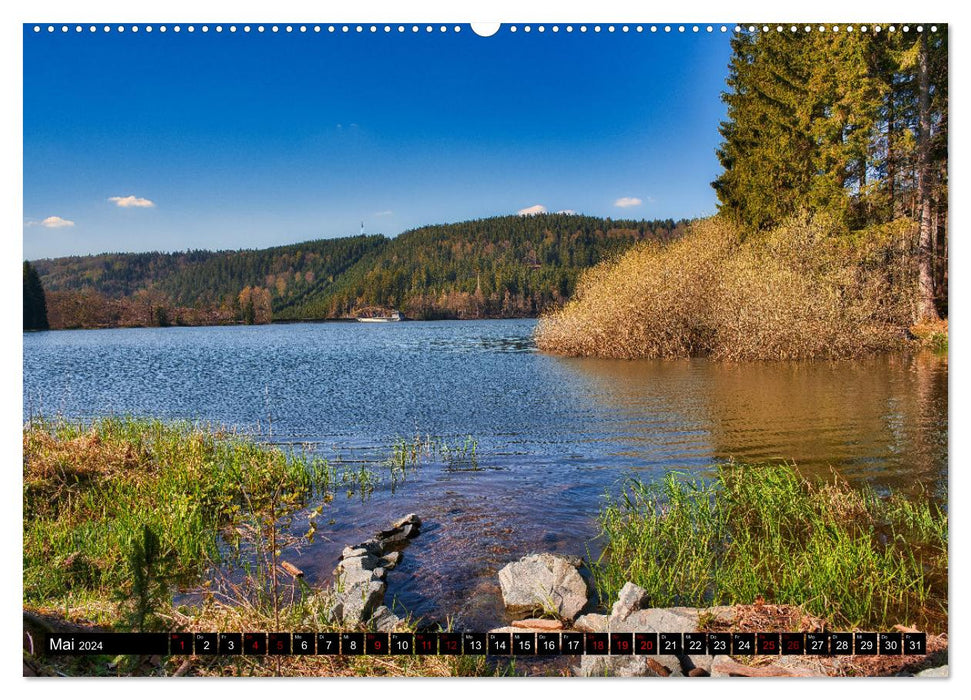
(23, 319, 947, 628)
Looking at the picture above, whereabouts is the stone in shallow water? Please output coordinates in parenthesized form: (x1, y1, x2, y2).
(497, 553, 590, 622)
(391, 513, 422, 529)
(335, 553, 381, 573)
(325, 515, 421, 626)
(334, 564, 377, 589)
(378, 523, 415, 544)
(380, 551, 402, 569)
(357, 539, 385, 555)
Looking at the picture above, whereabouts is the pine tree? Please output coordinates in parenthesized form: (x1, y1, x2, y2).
(714, 29, 885, 231)
(23, 261, 49, 330)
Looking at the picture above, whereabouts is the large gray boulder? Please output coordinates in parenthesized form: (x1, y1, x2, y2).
(498, 553, 590, 622)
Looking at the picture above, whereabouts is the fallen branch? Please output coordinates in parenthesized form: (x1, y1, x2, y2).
(279, 561, 304, 578)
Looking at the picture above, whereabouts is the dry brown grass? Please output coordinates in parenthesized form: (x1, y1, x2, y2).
(24, 427, 144, 519)
(536, 215, 919, 361)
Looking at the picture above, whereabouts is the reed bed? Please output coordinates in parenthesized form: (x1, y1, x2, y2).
(591, 463, 948, 632)
(536, 215, 919, 360)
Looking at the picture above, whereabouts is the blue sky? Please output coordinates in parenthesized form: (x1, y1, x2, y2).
(23, 24, 733, 259)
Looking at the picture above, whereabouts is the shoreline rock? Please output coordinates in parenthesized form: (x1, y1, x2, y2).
(497, 553, 590, 622)
(328, 513, 421, 627)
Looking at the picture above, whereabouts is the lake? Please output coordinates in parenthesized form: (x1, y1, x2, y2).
(23, 319, 948, 628)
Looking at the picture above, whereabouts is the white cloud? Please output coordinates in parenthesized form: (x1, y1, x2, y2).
(374, 210, 393, 217)
(109, 195, 155, 208)
(556, 209, 577, 215)
(518, 204, 547, 216)
(614, 197, 643, 208)
(38, 216, 75, 228)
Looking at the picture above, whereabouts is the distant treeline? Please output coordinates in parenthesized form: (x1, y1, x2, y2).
(31, 214, 688, 329)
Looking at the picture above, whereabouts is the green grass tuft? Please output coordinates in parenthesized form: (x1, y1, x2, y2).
(591, 463, 947, 632)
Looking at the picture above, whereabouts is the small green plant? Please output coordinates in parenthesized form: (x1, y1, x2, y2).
(118, 523, 164, 632)
(439, 435, 479, 470)
(340, 462, 376, 501)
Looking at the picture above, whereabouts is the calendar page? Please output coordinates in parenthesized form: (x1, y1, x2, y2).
(20, 8, 949, 682)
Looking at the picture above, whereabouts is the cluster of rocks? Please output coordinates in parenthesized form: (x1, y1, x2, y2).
(328, 513, 421, 630)
(496, 553, 937, 677)
(327, 542, 950, 678)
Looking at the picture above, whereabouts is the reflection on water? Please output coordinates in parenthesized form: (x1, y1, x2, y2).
(562, 353, 947, 495)
(23, 319, 947, 628)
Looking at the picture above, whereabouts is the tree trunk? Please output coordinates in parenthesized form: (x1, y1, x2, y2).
(932, 205, 939, 301)
(943, 207, 948, 305)
(916, 31, 939, 322)
(887, 87, 896, 217)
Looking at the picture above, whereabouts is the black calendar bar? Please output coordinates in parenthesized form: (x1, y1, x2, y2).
(40, 630, 927, 657)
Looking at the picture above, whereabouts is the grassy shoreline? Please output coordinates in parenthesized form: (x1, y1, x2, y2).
(23, 417, 339, 620)
(590, 464, 948, 634)
(23, 419, 947, 676)
(22, 417, 513, 677)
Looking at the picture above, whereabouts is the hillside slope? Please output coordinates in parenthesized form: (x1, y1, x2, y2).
(32, 214, 688, 327)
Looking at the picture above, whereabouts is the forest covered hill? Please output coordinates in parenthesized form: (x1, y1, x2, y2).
(32, 214, 688, 328)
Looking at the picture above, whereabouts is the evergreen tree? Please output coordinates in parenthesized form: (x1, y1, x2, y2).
(713, 25, 948, 319)
(714, 29, 883, 231)
(23, 261, 48, 330)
